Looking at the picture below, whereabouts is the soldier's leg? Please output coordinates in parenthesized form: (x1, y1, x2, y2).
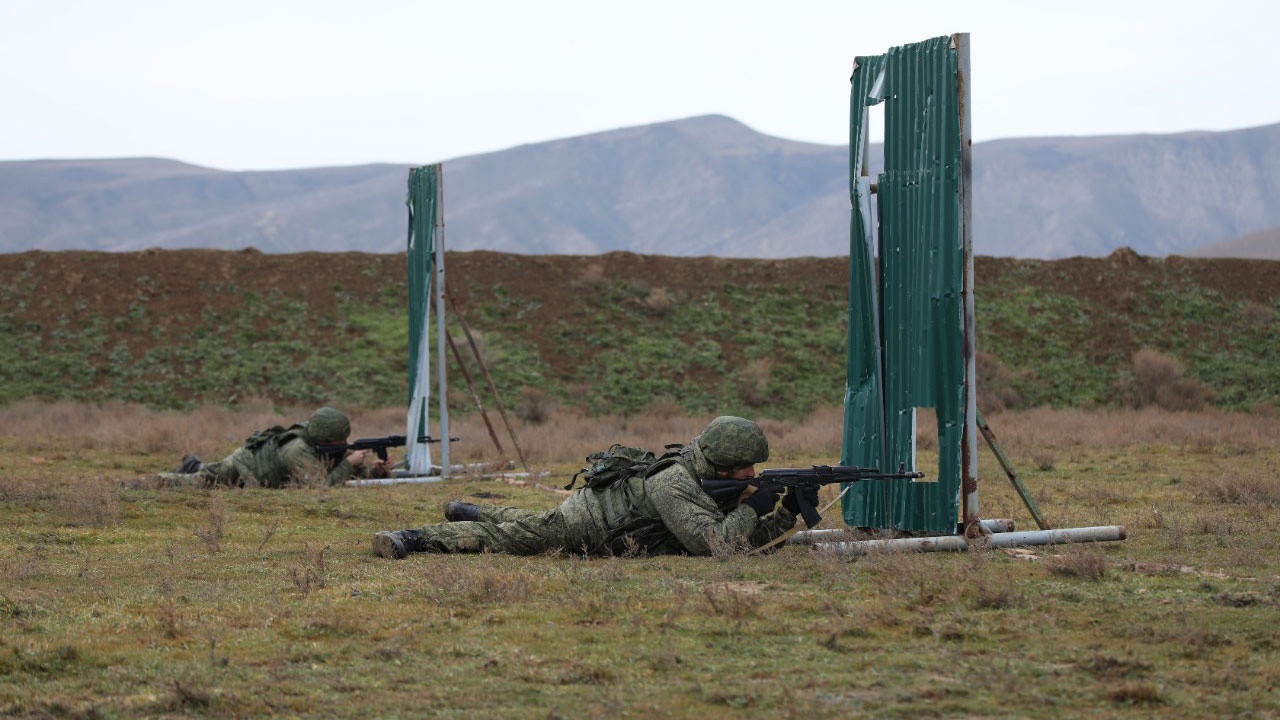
(475, 505, 549, 524)
(444, 502, 554, 524)
(192, 462, 234, 487)
(196, 449, 252, 488)
(154, 472, 206, 488)
(153, 452, 243, 488)
(373, 509, 578, 558)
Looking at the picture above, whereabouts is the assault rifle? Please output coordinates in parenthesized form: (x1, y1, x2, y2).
(703, 465, 925, 527)
(315, 434, 458, 463)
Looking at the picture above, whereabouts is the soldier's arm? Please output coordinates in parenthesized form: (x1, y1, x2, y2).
(278, 440, 357, 486)
(326, 456, 361, 485)
(644, 466, 791, 555)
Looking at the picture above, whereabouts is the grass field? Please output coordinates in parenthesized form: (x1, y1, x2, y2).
(2, 403, 1279, 719)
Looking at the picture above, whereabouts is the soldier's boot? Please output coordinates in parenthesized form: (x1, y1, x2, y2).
(372, 529, 426, 559)
(174, 454, 202, 474)
(444, 501, 482, 522)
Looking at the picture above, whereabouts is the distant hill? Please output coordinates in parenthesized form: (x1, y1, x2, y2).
(1182, 226, 1280, 260)
(2, 116, 1279, 259)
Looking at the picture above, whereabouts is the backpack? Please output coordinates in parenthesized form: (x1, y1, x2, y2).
(564, 443, 684, 492)
(239, 420, 291, 448)
(241, 423, 313, 487)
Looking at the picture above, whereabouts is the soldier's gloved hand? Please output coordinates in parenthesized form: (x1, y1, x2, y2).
(742, 485, 783, 516)
(782, 485, 821, 517)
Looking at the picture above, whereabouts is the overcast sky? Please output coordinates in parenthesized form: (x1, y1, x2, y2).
(3, 0, 1276, 171)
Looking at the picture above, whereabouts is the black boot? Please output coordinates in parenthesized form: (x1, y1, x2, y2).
(174, 454, 202, 474)
(372, 529, 425, 559)
(444, 501, 482, 522)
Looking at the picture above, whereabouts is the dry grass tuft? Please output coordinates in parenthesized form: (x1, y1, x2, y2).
(970, 576, 1025, 610)
(420, 554, 534, 606)
(193, 493, 228, 554)
(976, 351, 1025, 412)
(1130, 348, 1217, 412)
(739, 358, 774, 408)
(464, 566, 531, 604)
(1105, 681, 1166, 706)
(1176, 622, 1234, 659)
(288, 543, 329, 595)
(1211, 591, 1269, 608)
(1043, 546, 1109, 580)
(642, 287, 677, 315)
(1032, 452, 1056, 472)
(168, 679, 213, 711)
(701, 582, 761, 628)
(1079, 652, 1153, 679)
(514, 386, 556, 424)
(1241, 300, 1273, 327)
(571, 262, 609, 291)
(256, 517, 282, 552)
(155, 575, 184, 639)
(62, 476, 121, 528)
(1193, 470, 1280, 506)
(860, 550, 965, 609)
(0, 471, 120, 528)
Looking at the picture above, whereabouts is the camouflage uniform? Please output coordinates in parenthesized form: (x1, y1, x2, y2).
(158, 407, 368, 488)
(374, 416, 796, 558)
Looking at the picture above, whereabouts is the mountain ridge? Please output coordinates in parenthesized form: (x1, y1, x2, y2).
(2, 115, 1278, 259)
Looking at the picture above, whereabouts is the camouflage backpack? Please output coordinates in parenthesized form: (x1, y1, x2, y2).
(243, 424, 302, 452)
(240, 423, 318, 486)
(564, 443, 684, 492)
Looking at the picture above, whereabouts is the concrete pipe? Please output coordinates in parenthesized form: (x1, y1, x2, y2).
(815, 525, 1127, 557)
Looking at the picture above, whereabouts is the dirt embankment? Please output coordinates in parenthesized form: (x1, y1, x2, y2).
(1, 247, 1276, 411)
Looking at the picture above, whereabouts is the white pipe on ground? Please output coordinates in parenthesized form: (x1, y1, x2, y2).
(815, 525, 1127, 556)
(789, 518, 1016, 545)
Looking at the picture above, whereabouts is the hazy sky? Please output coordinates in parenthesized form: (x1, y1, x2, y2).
(3, 0, 1276, 171)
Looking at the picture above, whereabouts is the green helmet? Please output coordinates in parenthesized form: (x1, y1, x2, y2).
(307, 407, 351, 444)
(696, 416, 769, 468)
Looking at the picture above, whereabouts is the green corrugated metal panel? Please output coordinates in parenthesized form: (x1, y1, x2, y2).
(842, 36, 971, 533)
(406, 164, 439, 408)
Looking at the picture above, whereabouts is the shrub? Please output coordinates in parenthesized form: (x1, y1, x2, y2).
(1131, 349, 1182, 405)
(1130, 348, 1217, 411)
(975, 351, 1022, 412)
(1043, 546, 1108, 580)
(738, 358, 773, 408)
(515, 386, 556, 424)
(1194, 471, 1280, 506)
(1241, 300, 1273, 327)
(571, 263, 609, 292)
(642, 287, 676, 315)
(1105, 682, 1165, 706)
